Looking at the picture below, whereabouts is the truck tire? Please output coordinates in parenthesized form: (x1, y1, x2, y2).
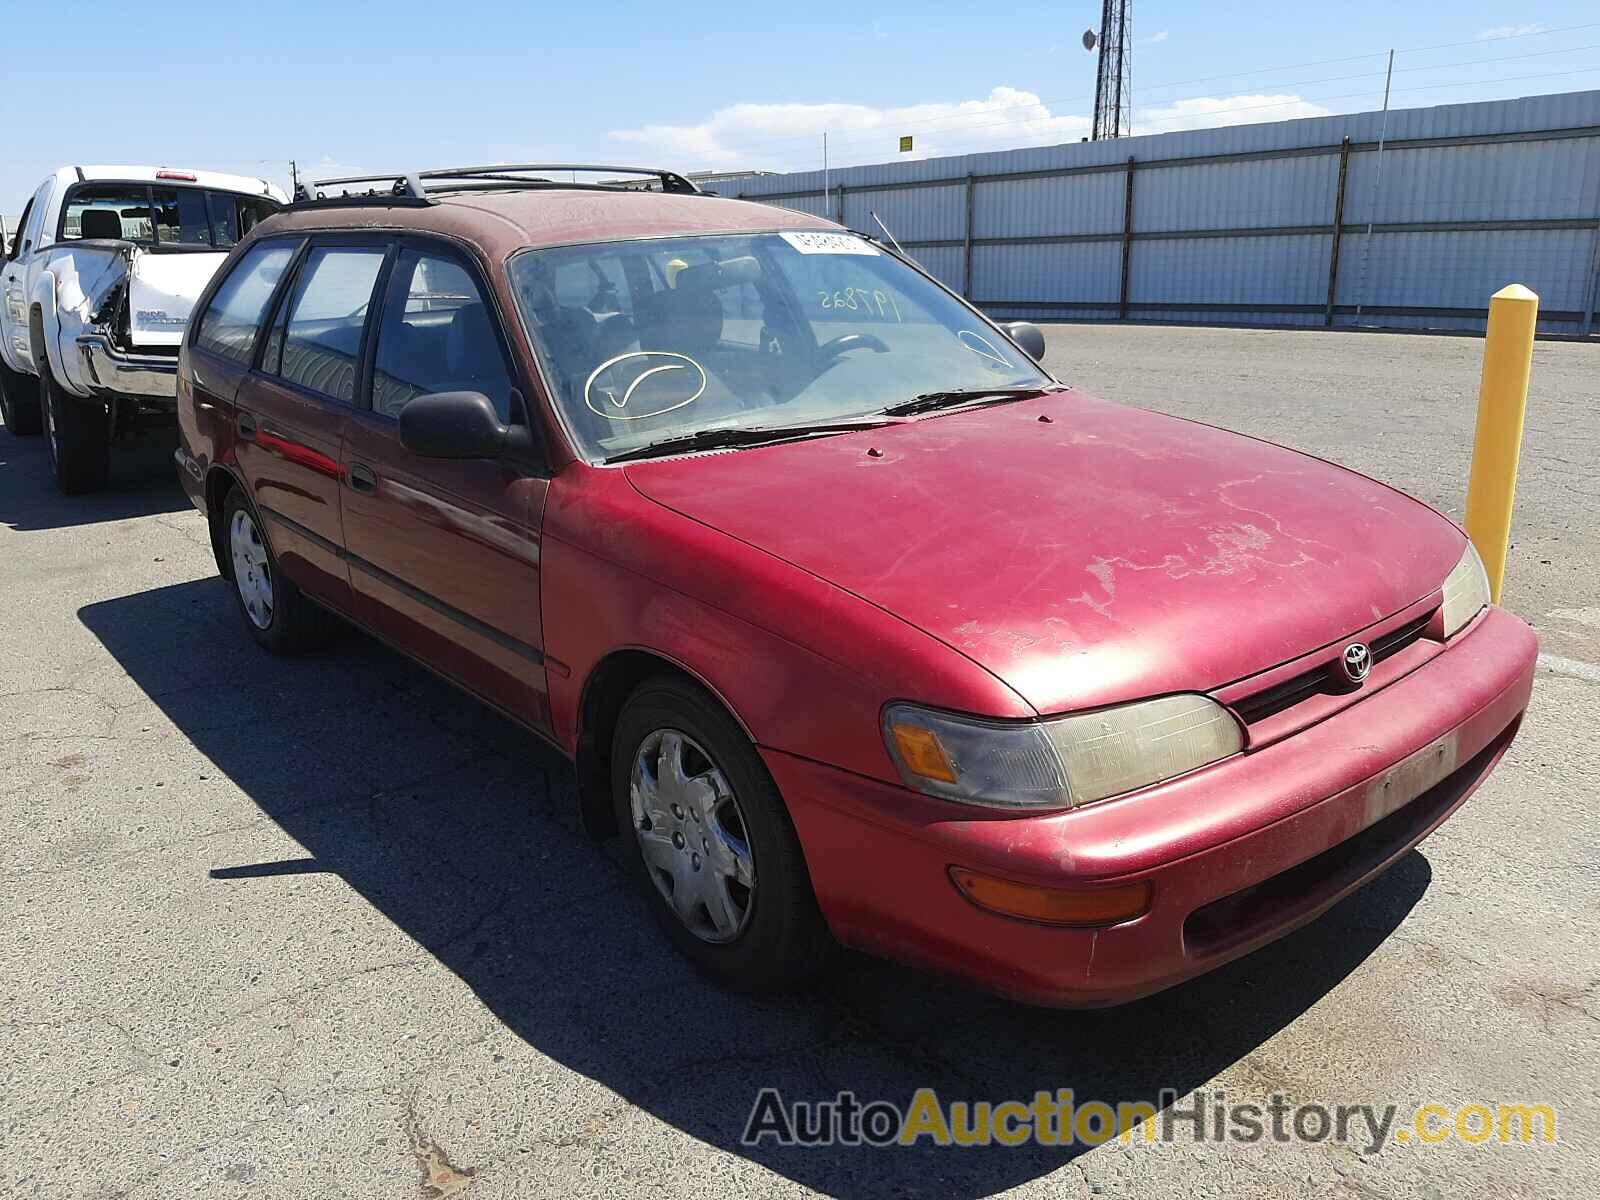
(38, 358, 110, 494)
(0, 358, 43, 437)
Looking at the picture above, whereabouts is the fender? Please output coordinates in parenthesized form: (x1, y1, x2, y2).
(29, 268, 88, 398)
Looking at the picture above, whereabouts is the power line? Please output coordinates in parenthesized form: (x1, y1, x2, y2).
(730, 18, 1600, 157)
(801, 41, 1600, 164)
(798, 66, 1600, 173)
(786, 55, 1600, 171)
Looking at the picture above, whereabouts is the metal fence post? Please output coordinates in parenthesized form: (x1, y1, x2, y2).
(1119, 156, 1136, 320)
(1324, 136, 1352, 327)
(1582, 216, 1600, 335)
(836, 185, 846, 226)
(963, 174, 976, 299)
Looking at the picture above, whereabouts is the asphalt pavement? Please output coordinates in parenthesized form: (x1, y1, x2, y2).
(2, 323, 1596, 1199)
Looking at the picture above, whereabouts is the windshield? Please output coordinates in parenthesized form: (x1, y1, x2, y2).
(507, 231, 1052, 460)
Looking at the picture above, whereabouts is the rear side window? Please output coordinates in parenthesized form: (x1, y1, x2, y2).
(270, 246, 386, 403)
(194, 241, 297, 363)
(5, 200, 31, 260)
(371, 249, 515, 420)
(23, 179, 53, 249)
(208, 193, 277, 248)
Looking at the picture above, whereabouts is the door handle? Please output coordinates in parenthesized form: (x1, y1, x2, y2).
(237, 413, 257, 441)
(347, 462, 378, 493)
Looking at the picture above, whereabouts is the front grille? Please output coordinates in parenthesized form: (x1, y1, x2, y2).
(1232, 611, 1434, 725)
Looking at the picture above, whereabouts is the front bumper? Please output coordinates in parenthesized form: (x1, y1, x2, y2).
(74, 334, 178, 403)
(767, 604, 1537, 1007)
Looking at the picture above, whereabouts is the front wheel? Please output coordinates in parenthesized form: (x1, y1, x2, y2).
(0, 358, 42, 437)
(38, 360, 108, 493)
(612, 678, 832, 992)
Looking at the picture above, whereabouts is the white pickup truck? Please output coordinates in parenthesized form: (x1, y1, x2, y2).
(0, 166, 285, 492)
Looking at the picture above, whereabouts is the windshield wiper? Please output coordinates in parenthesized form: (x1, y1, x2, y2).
(880, 385, 1058, 418)
(604, 418, 896, 464)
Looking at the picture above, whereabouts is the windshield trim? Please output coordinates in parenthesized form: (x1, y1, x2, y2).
(506, 228, 1062, 468)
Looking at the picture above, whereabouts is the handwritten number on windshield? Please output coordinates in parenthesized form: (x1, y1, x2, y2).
(818, 288, 902, 321)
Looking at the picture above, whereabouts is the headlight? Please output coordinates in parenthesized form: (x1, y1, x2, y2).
(1440, 542, 1490, 637)
(883, 695, 1243, 810)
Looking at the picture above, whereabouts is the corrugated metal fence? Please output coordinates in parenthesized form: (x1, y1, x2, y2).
(725, 90, 1600, 336)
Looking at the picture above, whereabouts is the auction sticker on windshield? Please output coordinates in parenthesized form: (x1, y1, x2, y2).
(781, 231, 880, 255)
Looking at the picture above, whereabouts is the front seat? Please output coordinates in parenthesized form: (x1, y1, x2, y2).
(444, 303, 512, 410)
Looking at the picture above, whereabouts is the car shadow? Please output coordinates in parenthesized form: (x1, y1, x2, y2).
(79, 579, 1432, 1198)
(0, 428, 190, 530)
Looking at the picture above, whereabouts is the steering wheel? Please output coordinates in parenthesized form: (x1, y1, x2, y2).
(816, 332, 890, 361)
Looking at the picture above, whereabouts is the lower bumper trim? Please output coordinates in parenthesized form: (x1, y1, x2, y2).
(75, 334, 178, 400)
(1183, 718, 1516, 956)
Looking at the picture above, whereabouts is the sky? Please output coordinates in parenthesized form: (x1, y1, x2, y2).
(4, 0, 1600, 211)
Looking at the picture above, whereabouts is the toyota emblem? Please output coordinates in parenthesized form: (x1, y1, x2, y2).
(1340, 642, 1372, 684)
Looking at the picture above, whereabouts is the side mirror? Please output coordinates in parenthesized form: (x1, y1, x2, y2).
(999, 321, 1046, 362)
(399, 391, 514, 459)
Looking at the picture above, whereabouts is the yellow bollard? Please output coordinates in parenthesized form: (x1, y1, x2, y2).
(1464, 283, 1538, 603)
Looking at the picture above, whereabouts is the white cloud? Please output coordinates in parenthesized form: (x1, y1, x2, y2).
(1135, 93, 1333, 134)
(609, 86, 1332, 173)
(610, 87, 1091, 172)
(1148, 30, 1169, 44)
(1477, 24, 1547, 39)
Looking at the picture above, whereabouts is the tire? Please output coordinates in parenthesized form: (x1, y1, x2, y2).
(221, 486, 337, 655)
(38, 358, 109, 493)
(612, 678, 832, 992)
(0, 358, 42, 437)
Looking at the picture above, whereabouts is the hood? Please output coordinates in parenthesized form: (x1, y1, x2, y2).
(623, 391, 1465, 715)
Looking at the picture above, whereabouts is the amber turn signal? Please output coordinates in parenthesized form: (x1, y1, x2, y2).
(949, 867, 1153, 927)
(888, 720, 959, 783)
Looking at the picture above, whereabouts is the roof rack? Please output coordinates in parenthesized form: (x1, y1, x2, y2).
(288, 163, 703, 210)
(418, 164, 702, 195)
(291, 172, 433, 208)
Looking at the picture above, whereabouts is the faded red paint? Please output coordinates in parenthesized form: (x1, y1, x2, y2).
(175, 186, 1539, 1006)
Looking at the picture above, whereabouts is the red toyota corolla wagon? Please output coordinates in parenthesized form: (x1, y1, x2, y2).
(174, 164, 1537, 1006)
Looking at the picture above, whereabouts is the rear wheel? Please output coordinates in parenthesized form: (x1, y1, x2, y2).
(222, 486, 336, 654)
(0, 358, 43, 437)
(38, 359, 108, 493)
(612, 678, 832, 992)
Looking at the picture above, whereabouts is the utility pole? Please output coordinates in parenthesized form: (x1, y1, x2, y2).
(1091, 0, 1133, 140)
(822, 133, 829, 218)
(1353, 49, 1396, 321)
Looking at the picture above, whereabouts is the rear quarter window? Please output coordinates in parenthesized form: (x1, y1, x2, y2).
(209, 193, 279, 249)
(194, 240, 298, 363)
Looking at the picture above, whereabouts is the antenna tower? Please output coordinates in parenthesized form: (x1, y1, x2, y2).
(1091, 0, 1132, 140)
